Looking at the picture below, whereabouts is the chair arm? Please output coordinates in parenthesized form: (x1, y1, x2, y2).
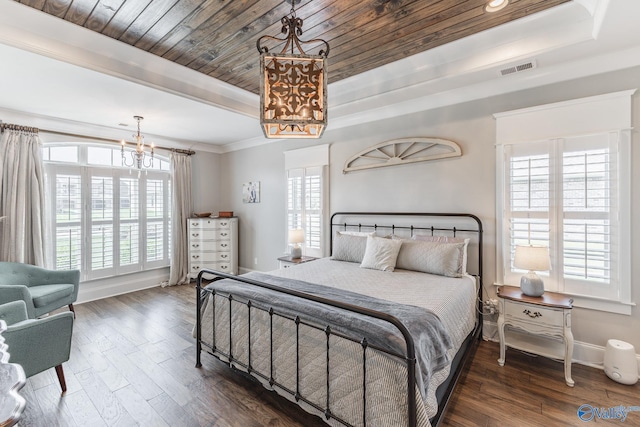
(27, 268, 80, 286)
(0, 301, 29, 325)
(3, 312, 74, 378)
(0, 286, 36, 318)
(27, 268, 80, 303)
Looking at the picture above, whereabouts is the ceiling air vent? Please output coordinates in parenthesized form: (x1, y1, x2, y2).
(499, 60, 537, 76)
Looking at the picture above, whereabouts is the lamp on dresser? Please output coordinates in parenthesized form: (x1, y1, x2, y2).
(288, 229, 305, 259)
(514, 245, 551, 297)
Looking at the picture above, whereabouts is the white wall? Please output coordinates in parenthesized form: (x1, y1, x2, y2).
(191, 150, 222, 215)
(217, 66, 640, 364)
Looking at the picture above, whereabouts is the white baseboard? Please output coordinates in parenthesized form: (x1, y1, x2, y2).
(483, 319, 640, 379)
(77, 267, 169, 304)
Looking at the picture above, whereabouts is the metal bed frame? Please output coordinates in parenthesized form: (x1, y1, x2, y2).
(195, 212, 483, 427)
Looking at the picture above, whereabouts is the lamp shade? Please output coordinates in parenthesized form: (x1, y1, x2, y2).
(514, 245, 551, 271)
(288, 229, 305, 245)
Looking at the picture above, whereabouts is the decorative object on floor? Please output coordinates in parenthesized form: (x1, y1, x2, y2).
(343, 137, 462, 173)
(0, 301, 73, 394)
(604, 339, 638, 385)
(242, 182, 260, 203)
(513, 245, 550, 297)
(0, 262, 79, 318)
(0, 320, 26, 426)
(121, 116, 154, 170)
(256, 0, 329, 139)
(288, 228, 304, 259)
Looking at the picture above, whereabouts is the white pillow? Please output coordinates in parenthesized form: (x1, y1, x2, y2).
(396, 239, 466, 277)
(360, 236, 403, 272)
(331, 232, 372, 263)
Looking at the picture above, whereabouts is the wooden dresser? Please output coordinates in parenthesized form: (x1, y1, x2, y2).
(188, 217, 238, 278)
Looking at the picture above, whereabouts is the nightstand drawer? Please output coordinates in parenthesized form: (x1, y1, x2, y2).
(505, 301, 563, 326)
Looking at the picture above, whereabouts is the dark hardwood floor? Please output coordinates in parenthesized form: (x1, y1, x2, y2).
(17, 285, 639, 426)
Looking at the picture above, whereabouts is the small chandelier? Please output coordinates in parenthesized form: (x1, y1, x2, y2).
(121, 116, 154, 170)
(256, 0, 329, 139)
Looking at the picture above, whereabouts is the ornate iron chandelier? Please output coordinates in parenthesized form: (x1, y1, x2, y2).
(257, 1, 329, 139)
(121, 116, 154, 170)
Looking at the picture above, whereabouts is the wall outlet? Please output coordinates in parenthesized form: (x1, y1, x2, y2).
(483, 299, 500, 315)
(254, 257, 258, 265)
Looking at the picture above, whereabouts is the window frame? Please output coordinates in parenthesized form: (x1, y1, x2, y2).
(286, 166, 325, 258)
(43, 143, 171, 281)
(284, 144, 330, 258)
(494, 91, 634, 315)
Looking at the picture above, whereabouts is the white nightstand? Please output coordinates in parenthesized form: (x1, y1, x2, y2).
(497, 285, 574, 387)
(277, 255, 318, 269)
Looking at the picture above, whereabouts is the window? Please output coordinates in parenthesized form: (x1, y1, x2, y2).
(287, 166, 324, 257)
(495, 91, 633, 314)
(284, 144, 329, 258)
(43, 143, 171, 281)
(502, 134, 622, 298)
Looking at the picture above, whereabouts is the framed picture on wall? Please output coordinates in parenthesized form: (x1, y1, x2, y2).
(242, 181, 260, 203)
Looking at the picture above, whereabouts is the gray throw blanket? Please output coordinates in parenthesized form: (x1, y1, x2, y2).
(202, 271, 453, 398)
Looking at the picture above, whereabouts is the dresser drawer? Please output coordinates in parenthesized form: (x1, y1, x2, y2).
(504, 301, 564, 327)
(190, 252, 231, 262)
(189, 230, 231, 241)
(189, 219, 232, 230)
(190, 261, 233, 274)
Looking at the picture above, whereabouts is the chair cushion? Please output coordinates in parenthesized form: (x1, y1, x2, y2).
(28, 284, 74, 308)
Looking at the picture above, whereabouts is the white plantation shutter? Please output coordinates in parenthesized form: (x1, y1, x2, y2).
(90, 175, 114, 273)
(496, 91, 632, 311)
(119, 177, 139, 266)
(54, 173, 82, 270)
(503, 135, 619, 298)
(284, 145, 329, 258)
(44, 144, 170, 281)
(287, 167, 324, 257)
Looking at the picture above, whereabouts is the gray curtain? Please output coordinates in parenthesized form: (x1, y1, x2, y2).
(166, 152, 193, 286)
(0, 125, 46, 265)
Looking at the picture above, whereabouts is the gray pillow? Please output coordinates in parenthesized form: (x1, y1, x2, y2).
(396, 239, 465, 277)
(331, 232, 370, 263)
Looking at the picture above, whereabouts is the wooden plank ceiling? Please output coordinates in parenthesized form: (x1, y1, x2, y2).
(17, 0, 569, 94)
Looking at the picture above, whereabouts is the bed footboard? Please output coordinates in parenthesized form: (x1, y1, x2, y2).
(195, 269, 420, 427)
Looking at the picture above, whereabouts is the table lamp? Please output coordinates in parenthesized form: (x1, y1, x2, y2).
(514, 245, 551, 297)
(288, 229, 305, 259)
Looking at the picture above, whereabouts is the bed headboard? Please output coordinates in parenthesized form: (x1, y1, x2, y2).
(329, 211, 484, 291)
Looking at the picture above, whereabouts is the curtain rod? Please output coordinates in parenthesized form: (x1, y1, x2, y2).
(0, 120, 196, 156)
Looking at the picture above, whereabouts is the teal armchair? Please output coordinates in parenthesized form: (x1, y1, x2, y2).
(0, 262, 79, 318)
(0, 301, 74, 393)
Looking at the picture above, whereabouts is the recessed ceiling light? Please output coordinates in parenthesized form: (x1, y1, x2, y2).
(485, 0, 509, 12)
(118, 123, 129, 127)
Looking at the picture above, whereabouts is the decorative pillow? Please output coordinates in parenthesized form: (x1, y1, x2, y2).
(412, 235, 470, 275)
(396, 239, 466, 277)
(360, 235, 403, 272)
(331, 232, 372, 263)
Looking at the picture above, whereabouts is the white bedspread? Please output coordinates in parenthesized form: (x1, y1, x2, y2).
(198, 258, 477, 426)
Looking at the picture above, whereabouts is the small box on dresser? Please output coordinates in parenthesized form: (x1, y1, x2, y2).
(188, 217, 238, 278)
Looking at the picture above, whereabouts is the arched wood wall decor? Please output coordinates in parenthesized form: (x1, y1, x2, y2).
(343, 137, 462, 173)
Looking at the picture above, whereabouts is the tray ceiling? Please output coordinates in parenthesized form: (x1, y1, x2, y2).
(14, 0, 569, 95)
